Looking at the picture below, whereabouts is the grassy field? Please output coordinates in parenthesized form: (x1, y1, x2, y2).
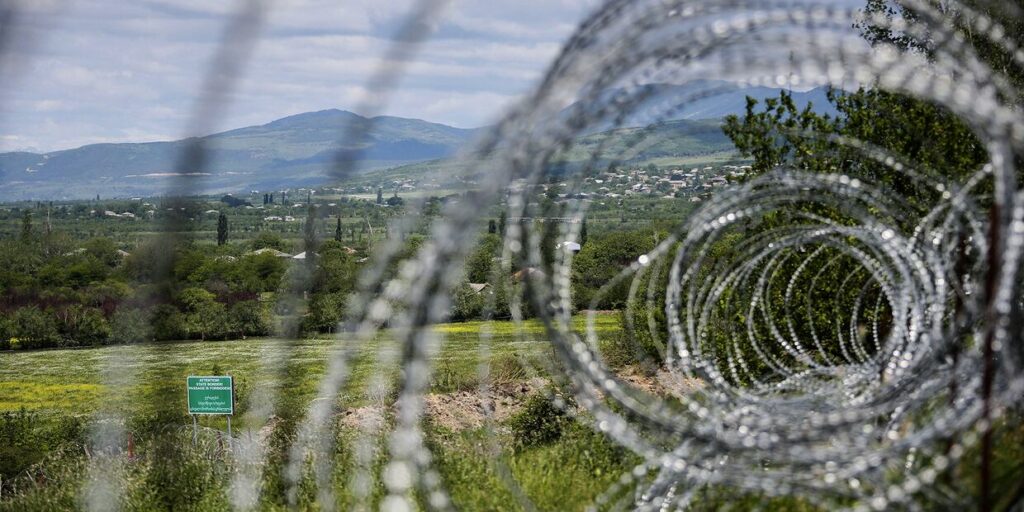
(3, 314, 1019, 511)
(0, 314, 621, 414)
(0, 314, 643, 511)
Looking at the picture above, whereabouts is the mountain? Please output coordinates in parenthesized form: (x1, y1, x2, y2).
(0, 110, 479, 200)
(0, 82, 840, 200)
(569, 82, 838, 134)
(367, 118, 740, 186)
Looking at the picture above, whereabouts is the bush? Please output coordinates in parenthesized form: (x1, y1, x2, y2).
(451, 282, 484, 321)
(10, 307, 61, 349)
(489, 354, 528, 385)
(508, 392, 574, 451)
(0, 409, 85, 484)
(251, 232, 290, 252)
(151, 304, 187, 341)
(0, 316, 13, 350)
(67, 307, 111, 346)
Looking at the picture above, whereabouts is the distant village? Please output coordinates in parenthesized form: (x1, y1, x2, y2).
(571, 164, 751, 201)
(0, 162, 752, 225)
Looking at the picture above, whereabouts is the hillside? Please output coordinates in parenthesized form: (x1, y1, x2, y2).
(0, 83, 838, 200)
(0, 110, 479, 200)
(367, 118, 740, 186)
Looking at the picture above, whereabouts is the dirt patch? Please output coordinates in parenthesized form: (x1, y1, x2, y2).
(339, 404, 387, 430)
(336, 378, 548, 432)
(335, 368, 701, 433)
(615, 367, 704, 399)
(423, 377, 547, 431)
(257, 415, 281, 445)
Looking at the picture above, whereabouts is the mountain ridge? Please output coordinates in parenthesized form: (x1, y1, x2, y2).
(1, 84, 839, 200)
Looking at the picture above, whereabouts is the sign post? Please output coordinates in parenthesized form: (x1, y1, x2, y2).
(187, 376, 234, 446)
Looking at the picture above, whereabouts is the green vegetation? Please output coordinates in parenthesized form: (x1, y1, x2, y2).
(0, 315, 643, 511)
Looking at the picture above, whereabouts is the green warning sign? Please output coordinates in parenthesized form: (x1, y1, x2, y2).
(187, 376, 234, 415)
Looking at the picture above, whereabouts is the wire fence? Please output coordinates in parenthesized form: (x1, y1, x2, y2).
(1, 0, 1024, 510)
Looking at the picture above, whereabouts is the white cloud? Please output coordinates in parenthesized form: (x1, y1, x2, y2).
(0, 0, 596, 152)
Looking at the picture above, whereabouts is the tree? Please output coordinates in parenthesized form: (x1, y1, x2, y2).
(571, 229, 660, 310)
(466, 234, 501, 283)
(251, 232, 289, 252)
(229, 300, 271, 338)
(10, 307, 61, 349)
(498, 210, 507, 236)
(303, 292, 346, 333)
(216, 211, 229, 246)
(59, 307, 111, 346)
(451, 281, 485, 321)
(304, 203, 318, 260)
(178, 288, 227, 341)
(314, 241, 358, 293)
(721, 87, 986, 218)
(20, 211, 32, 242)
(335, 217, 343, 242)
(488, 219, 497, 234)
(376, 187, 384, 205)
(580, 219, 588, 246)
(386, 193, 404, 207)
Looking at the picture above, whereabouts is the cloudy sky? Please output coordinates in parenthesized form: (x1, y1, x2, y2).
(0, 0, 598, 153)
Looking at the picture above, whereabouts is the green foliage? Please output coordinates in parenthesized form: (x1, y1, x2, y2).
(110, 307, 153, 344)
(304, 204, 318, 257)
(9, 307, 61, 350)
(0, 409, 84, 485)
(178, 288, 228, 341)
(465, 233, 500, 283)
(20, 210, 32, 242)
(571, 229, 660, 310)
(216, 211, 228, 246)
(231, 252, 287, 293)
(314, 240, 358, 293)
(385, 193, 404, 207)
(55, 306, 110, 346)
(302, 292, 346, 334)
(151, 304, 186, 341)
(715, 22, 1005, 382)
(229, 300, 272, 337)
(450, 282, 485, 322)
(508, 392, 574, 451)
(250, 231, 290, 252)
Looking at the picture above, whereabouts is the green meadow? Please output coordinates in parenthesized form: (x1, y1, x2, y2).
(0, 314, 650, 511)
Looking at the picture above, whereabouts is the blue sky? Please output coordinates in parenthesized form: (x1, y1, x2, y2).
(0, 0, 598, 152)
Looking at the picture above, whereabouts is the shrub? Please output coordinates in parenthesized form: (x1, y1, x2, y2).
(151, 304, 186, 341)
(10, 307, 61, 349)
(0, 409, 85, 484)
(488, 354, 528, 385)
(450, 282, 484, 321)
(69, 307, 111, 346)
(0, 315, 12, 350)
(178, 288, 228, 340)
(508, 391, 573, 451)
